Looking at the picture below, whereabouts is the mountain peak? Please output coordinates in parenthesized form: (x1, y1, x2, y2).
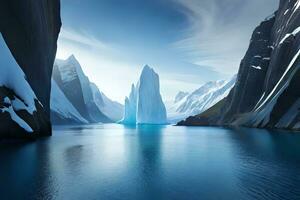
(67, 54, 77, 62)
(144, 64, 151, 69)
(142, 65, 155, 74)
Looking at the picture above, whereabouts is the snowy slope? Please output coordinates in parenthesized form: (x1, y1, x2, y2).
(90, 83, 124, 122)
(50, 80, 88, 124)
(168, 75, 236, 123)
(56, 55, 93, 107)
(174, 91, 189, 103)
(0, 35, 38, 133)
(53, 55, 112, 123)
(120, 65, 167, 125)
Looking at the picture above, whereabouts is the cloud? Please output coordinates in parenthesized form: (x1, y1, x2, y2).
(59, 28, 110, 51)
(172, 0, 279, 74)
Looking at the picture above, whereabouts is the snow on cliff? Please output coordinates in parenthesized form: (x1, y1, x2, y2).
(0, 35, 37, 132)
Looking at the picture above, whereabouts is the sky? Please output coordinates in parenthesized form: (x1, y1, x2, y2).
(57, 0, 279, 103)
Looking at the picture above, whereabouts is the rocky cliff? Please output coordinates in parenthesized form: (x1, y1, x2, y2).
(0, 0, 61, 138)
(179, 0, 300, 131)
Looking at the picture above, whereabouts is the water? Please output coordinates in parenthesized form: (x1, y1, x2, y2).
(0, 124, 300, 200)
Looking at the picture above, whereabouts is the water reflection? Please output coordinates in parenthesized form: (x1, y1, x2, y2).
(226, 128, 300, 200)
(121, 125, 166, 199)
(0, 139, 58, 199)
(0, 125, 299, 200)
(137, 126, 164, 197)
(63, 144, 86, 175)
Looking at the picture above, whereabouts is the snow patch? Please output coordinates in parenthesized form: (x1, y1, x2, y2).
(251, 65, 262, 70)
(255, 48, 300, 112)
(0, 36, 37, 115)
(284, 9, 290, 15)
(279, 26, 300, 44)
(294, 0, 300, 13)
(263, 57, 271, 61)
(1, 98, 33, 133)
(0, 35, 36, 132)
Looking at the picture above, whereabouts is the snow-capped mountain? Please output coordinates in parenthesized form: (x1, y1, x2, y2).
(52, 55, 113, 124)
(121, 65, 167, 125)
(168, 76, 236, 123)
(90, 83, 124, 122)
(179, 0, 300, 131)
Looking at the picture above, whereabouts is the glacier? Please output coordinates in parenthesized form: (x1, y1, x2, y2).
(120, 65, 167, 125)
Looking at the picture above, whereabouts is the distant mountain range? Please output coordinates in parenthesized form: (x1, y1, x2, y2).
(167, 76, 236, 123)
(51, 55, 124, 125)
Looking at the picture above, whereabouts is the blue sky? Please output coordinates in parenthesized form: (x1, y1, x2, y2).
(57, 0, 278, 102)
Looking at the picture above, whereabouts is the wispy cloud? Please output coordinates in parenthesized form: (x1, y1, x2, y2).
(172, 0, 279, 74)
(59, 28, 112, 51)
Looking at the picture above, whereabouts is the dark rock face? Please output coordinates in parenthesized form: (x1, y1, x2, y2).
(179, 0, 300, 131)
(222, 17, 275, 120)
(0, 0, 61, 138)
(52, 62, 89, 120)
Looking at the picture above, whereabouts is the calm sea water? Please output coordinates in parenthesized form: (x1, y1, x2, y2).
(0, 124, 300, 200)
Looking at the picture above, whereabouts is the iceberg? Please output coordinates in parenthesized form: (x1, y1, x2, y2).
(121, 65, 167, 125)
(121, 84, 138, 124)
